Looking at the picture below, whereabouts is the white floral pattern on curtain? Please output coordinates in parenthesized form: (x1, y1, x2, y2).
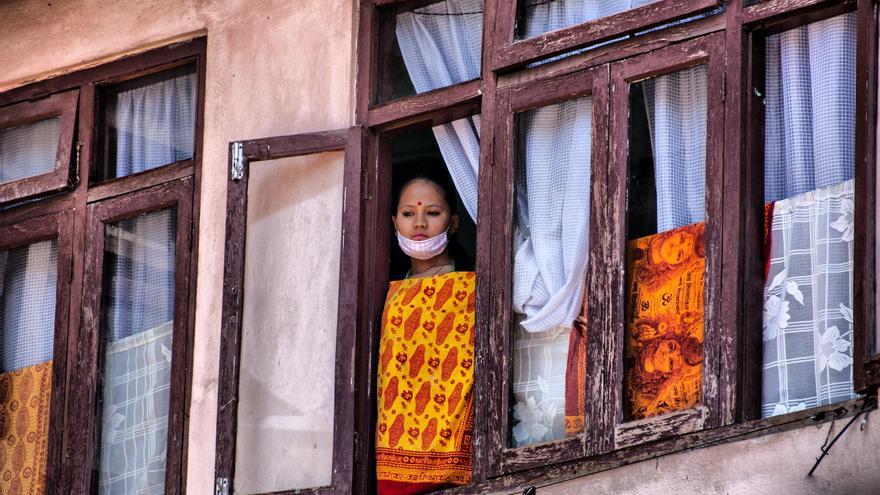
(761, 12, 857, 418)
(762, 180, 859, 418)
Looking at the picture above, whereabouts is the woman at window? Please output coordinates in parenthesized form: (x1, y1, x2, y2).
(375, 165, 475, 494)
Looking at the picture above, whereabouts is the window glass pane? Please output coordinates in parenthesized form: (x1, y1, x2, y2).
(97, 208, 177, 493)
(0, 239, 57, 494)
(382, 0, 483, 103)
(517, 0, 659, 40)
(761, 12, 858, 417)
(95, 64, 196, 183)
(624, 65, 708, 421)
(0, 117, 61, 184)
(234, 152, 343, 492)
(510, 96, 592, 447)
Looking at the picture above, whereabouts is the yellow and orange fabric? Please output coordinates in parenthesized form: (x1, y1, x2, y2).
(624, 223, 705, 420)
(0, 360, 52, 495)
(376, 271, 475, 495)
(564, 307, 587, 436)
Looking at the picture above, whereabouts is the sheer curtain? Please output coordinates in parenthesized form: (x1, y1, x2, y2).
(0, 240, 58, 373)
(761, 12, 858, 417)
(0, 117, 61, 183)
(396, 0, 483, 221)
(98, 71, 185, 490)
(643, 65, 708, 231)
(113, 68, 196, 177)
(520, 0, 657, 39)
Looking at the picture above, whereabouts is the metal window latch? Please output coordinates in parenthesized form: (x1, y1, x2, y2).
(215, 477, 229, 495)
(231, 142, 244, 181)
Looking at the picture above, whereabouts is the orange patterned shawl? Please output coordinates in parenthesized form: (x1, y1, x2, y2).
(0, 360, 52, 495)
(624, 223, 705, 420)
(376, 271, 475, 495)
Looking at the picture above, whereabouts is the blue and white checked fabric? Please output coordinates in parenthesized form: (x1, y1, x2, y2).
(99, 320, 173, 495)
(513, 97, 593, 335)
(0, 116, 61, 183)
(114, 67, 196, 177)
(643, 65, 709, 232)
(520, 0, 658, 39)
(762, 180, 858, 418)
(0, 240, 57, 373)
(104, 208, 177, 341)
(396, 0, 483, 222)
(764, 12, 856, 202)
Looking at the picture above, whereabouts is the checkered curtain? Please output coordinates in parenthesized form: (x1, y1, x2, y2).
(396, 0, 483, 222)
(99, 321, 173, 495)
(519, 0, 657, 38)
(761, 13, 857, 418)
(113, 67, 196, 177)
(643, 65, 709, 231)
(764, 13, 856, 203)
(0, 240, 57, 373)
(0, 117, 61, 183)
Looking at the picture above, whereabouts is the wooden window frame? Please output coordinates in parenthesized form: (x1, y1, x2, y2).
(79, 177, 194, 494)
(360, 0, 485, 117)
(604, 33, 730, 450)
(490, 0, 722, 72)
(0, 38, 206, 495)
(0, 89, 79, 204)
(347, 0, 880, 493)
(484, 64, 610, 475)
(212, 129, 364, 495)
(0, 209, 74, 494)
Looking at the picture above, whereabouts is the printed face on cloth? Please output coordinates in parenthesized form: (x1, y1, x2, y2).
(393, 179, 459, 241)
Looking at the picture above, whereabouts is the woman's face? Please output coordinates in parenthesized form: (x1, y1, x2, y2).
(393, 179, 458, 241)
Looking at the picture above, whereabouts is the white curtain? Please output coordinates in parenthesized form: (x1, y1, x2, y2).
(762, 180, 858, 417)
(0, 117, 61, 183)
(519, 0, 657, 39)
(643, 65, 709, 231)
(99, 321, 173, 495)
(396, 0, 483, 221)
(762, 12, 857, 417)
(104, 209, 177, 341)
(764, 13, 856, 202)
(114, 68, 196, 177)
(0, 240, 57, 373)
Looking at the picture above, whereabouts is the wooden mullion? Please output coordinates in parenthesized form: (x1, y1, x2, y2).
(472, 0, 498, 483)
(164, 178, 195, 495)
(720, 0, 754, 426)
(854, 0, 880, 392)
(487, 90, 514, 476)
(491, 0, 721, 72)
(740, 27, 767, 423)
(367, 80, 482, 131)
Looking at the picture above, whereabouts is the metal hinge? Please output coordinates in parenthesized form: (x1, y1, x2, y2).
(231, 142, 244, 181)
(215, 476, 229, 495)
(74, 141, 83, 185)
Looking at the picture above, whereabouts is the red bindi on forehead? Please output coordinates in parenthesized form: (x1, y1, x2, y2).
(417, 201, 422, 206)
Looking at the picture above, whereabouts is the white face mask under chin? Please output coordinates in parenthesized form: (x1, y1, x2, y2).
(396, 229, 449, 260)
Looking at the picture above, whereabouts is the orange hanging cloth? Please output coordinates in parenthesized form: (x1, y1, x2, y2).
(376, 272, 475, 495)
(0, 360, 52, 495)
(624, 223, 705, 420)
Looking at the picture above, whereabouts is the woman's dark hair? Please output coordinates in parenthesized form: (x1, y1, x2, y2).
(392, 157, 458, 215)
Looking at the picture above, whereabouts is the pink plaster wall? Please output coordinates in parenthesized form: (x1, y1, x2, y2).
(0, 1, 355, 493)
